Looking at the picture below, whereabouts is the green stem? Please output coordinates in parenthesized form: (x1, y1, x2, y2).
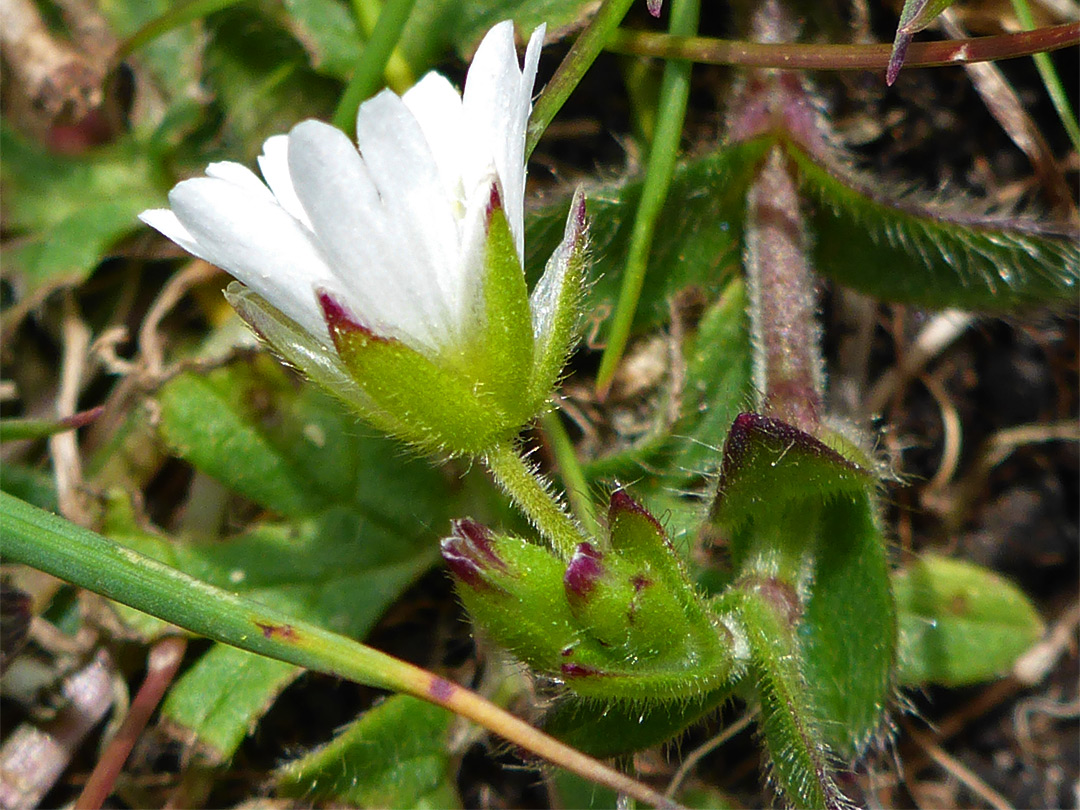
(0, 492, 677, 810)
(332, 0, 418, 134)
(348, 0, 415, 93)
(525, 0, 638, 161)
(604, 23, 1080, 70)
(595, 0, 700, 397)
(540, 410, 601, 538)
(483, 441, 588, 558)
(1009, 0, 1080, 154)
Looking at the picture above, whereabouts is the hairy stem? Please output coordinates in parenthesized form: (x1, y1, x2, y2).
(745, 146, 823, 432)
(540, 410, 601, 539)
(484, 440, 588, 558)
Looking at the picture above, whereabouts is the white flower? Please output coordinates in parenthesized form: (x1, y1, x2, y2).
(140, 20, 553, 357)
(140, 20, 589, 456)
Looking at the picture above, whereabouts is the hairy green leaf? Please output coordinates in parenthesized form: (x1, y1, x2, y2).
(790, 143, 1080, 309)
(277, 695, 460, 808)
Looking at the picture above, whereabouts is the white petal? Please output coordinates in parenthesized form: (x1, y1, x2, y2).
(456, 172, 498, 325)
(402, 73, 467, 211)
(286, 119, 427, 346)
(139, 208, 199, 256)
(163, 177, 340, 345)
(258, 135, 312, 228)
(354, 90, 467, 346)
(462, 22, 545, 263)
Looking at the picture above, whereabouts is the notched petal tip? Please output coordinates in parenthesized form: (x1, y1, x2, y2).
(646, 0, 663, 17)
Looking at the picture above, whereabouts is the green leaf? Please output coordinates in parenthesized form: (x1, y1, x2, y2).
(112, 506, 440, 760)
(201, 6, 339, 159)
(789, 142, 1080, 309)
(0, 407, 103, 442)
(0, 128, 160, 295)
(98, 0, 206, 107)
(712, 413, 871, 537)
(712, 415, 895, 757)
(145, 359, 478, 758)
(733, 588, 844, 810)
(0, 463, 58, 512)
(277, 695, 460, 808)
(156, 364, 323, 518)
(667, 277, 753, 478)
(400, 0, 596, 68)
(163, 647, 300, 763)
(799, 492, 896, 757)
(894, 554, 1046, 687)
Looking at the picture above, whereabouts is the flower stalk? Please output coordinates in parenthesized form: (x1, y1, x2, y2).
(483, 441, 588, 559)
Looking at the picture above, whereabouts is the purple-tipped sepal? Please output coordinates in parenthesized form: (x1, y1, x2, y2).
(564, 542, 605, 609)
(440, 519, 506, 590)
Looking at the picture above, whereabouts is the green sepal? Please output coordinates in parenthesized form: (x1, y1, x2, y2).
(608, 489, 691, 591)
(712, 414, 896, 757)
(443, 518, 746, 703)
(528, 188, 589, 405)
(564, 543, 702, 664)
(894, 554, 1045, 687)
(470, 189, 536, 426)
(443, 523, 579, 666)
(323, 294, 518, 456)
(225, 283, 376, 416)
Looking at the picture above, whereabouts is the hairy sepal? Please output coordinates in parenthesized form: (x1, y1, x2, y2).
(323, 293, 517, 456)
(444, 496, 744, 705)
(470, 188, 537, 427)
(528, 188, 589, 405)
